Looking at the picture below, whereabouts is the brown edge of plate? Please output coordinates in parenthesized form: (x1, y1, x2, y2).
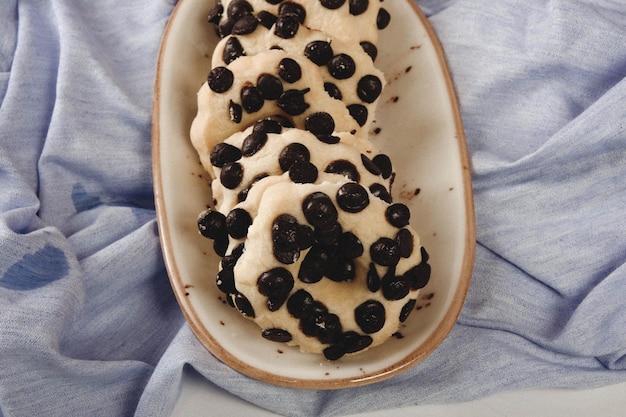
(152, 0, 476, 390)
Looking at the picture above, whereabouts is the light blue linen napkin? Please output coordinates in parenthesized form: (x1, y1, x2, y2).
(1, 0, 625, 416)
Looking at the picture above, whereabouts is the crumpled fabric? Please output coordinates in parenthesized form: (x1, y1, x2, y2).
(1, 0, 625, 416)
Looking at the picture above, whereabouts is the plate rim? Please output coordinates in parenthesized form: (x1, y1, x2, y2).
(152, 0, 476, 389)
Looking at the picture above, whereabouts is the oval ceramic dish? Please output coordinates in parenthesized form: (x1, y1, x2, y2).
(153, 0, 475, 389)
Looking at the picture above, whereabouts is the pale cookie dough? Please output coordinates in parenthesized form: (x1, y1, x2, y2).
(209, 0, 387, 47)
(198, 174, 431, 359)
(209, 120, 393, 213)
(190, 50, 360, 174)
(213, 23, 385, 131)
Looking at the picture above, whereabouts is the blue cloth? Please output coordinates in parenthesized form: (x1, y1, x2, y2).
(1, 0, 625, 416)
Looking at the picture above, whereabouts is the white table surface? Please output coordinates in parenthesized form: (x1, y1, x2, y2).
(172, 367, 626, 417)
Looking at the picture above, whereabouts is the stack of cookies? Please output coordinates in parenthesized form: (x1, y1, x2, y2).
(191, 0, 431, 360)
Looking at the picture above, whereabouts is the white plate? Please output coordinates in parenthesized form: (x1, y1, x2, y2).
(153, 0, 475, 389)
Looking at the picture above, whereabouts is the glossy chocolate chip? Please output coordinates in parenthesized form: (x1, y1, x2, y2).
(241, 130, 268, 156)
(207, 3, 223, 24)
(197, 208, 227, 240)
(320, 0, 346, 9)
(279, 142, 310, 171)
(381, 271, 410, 300)
(369, 183, 392, 203)
(350, 0, 369, 15)
(222, 243, 245, 269)
(257, 267, 294, 311)
(324, 254, 355, 282)
(217, 19, 235, 37)
(216, 267, 236, 294)
(324, 82, 343, 100)
(304, 40, 334, 66)
(208, 66, 234, 93)
(405, 260, 431, 290)
(274, 14, 300, 39)
(233, 292, 255, 317)
(278, 2, 306, 23)
(324, 160, 360, 182)
(336, 182, 369, 213)
(300, 301, 329, 337)
(298, 245, 329, 283)
(399, 299, 416, 323)
(277, 88, 310, 115)
(347, 104, 367, 127)
(370, 237, 401, 267)
(357, 75, 383, 103)
(257, 73, 284, 100)
(226, 208, 252, 239)
(229, 100, 242, 123)
(272, 214, 301, 264)
(323, 344, 344, 361)
(220, 162, 244, 189)
(314, 222, 342, 247)
(223, 36, 245, 64)
(265, 0, 283, 4)
(262, 328, 293, 343)
(302, 192, 338, 229)
(396, 228, 414, 258)
(361, 154, 381, 176)
(355, 300, 386, 333)
(241, 85, 264, 113)
(385, 203, 410, 228)
(372, 154, 392, 179)
(304, 112, 335, 137)
(340, 232, 364, 258)
(316, 134, 341, 144)
(278, 58, 302, 83)
(231, 14, 258, 34)
(256, 10, 277, 28)
(377, 7, 391, 29)
(328, 54, 356, 80)
(253, 117, 283, 134)
(315, 313, 343, 344)
(213, 235, 229, 257)
(289, 160, 318, 184)
(341, 331, 373, 353)
(227, 0, 253, 20)
(287, 289, 315, 318)
(421, 246, 430, 263)
(366, 263, 381, 292)
(210, 142, 242, 167)
(297, 224, 314, 250)
(359, 41, 378, 62)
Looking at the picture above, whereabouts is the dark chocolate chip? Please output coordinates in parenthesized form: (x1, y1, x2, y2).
(324, 82, 343, 100)
(385, 203, 410, 228)
(227, 0, 253, 20)
(220, 162, 244, 189)
(257, 73, 284, 100)
(328, 54, 356, 80)
(262, 328, 293, 343)
(233, 292, 255, 317)
(355, 300, 386, 333)
(349, 0, 369, 15)
(218, 19, 235, 37)
(323, 344, 345, 361)
(315, 313, 342, 344)
(381, 271, 410, 300)
(421, 246, 430, 263)
(396, 228, 414, 258)
(359, 41, 378, 62)
(297, 224, 315, 250)
(279, 142, 310, 171)
(208, 66, 234, 93)
(231, 14, 258, 34)
(366, 262, 381, 292)
(289, 160, 319, 184)
(257, 267, 294, 311)
(370, 237, 401, 267)
(399, 299, 416, 323)
(341, 331, 373, 353)
(304, 40, 334, 66)
(226, 208, 252, 239)
(304, 112, 335, 137)
(197, 208, 227, 240)
(237, 173, 268, 202)
(325, 160, 360, 182)
(229, 100, 242, 123)
(324, 253, 355, 282)
(256, 10, 278, 29)
(241, 85, 264, 113)
(405, 260, 431, 290)
(265, 114, 294, 128)
(216, 267, 236, 294)
(222, 243, 245, 269)
(272, 214, 301, 264)
(361, 154, 381, 176)
(253, 117, 283, 134)
(357, 75, 383, 103)
(340, 232, 364, 258)
(241, 130, 268, 156)
(287, 289, 315, 318)
(274, 14, 300, 39)
(210, 142, 242, 167)
(207, 3, 224, 24)
(316, 134, 341, 144)
(278, 58, 302, 83)
(298, 245, 329, 283)
(300, 301, 329, 337)
(277, 88, 310, 116)
(372, 154, 392, 179)
(278, 2, 306, 23)
(369, 183, 392, 203)
(320, 0, 346, 10)
(336, 182, 369, 213)
(347, 103, 368, 126)
(314, 222, 342, 247)
(223, 36, 246, 64)
(265, 0, 283, 4)
(302, 192, 338, 229)
(377, 7, 391, 30)
(213, 235, 229, 257)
